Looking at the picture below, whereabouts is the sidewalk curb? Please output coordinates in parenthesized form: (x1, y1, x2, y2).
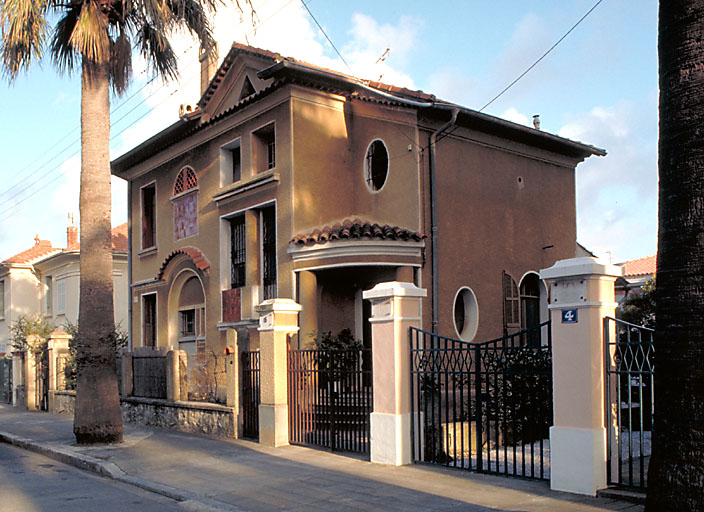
(0, 431, 243, 512)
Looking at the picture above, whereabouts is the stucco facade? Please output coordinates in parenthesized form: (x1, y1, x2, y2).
(112, 43, 603, 355)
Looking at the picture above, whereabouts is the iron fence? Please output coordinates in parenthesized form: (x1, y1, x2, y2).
(604, 316, 654, 489)
(410, 322, 552, 480)
(0, 358, 11, 404)
(132, 353, 167, 399)
(288, 346, 373, 454)
(241, 350, 260, 439)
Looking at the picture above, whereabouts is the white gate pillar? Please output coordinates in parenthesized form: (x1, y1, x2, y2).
(363, 281, 426, 466)
(540, 257, 622, 496)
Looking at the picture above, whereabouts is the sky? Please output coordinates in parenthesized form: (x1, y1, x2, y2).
(0, 0, 658, 264)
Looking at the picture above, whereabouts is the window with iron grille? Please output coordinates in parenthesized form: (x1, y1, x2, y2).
(230, 215, 246, 288)
(141, 184, 156, 249)
(261, 206, 277, 300)
(174, 166, 198, 195)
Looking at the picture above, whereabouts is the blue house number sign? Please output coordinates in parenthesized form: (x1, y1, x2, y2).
(561, 308, 578, 324)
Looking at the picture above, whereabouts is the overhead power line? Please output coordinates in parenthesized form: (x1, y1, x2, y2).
(479, 0, 605, 112)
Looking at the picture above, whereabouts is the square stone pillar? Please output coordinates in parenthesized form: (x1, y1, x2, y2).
(225, 329, 239, 410)
(363, 281, 427, 466)
(24, 334, 42, 411)
(167, 350, 186, 402)
(256, 298, 301, 447)
(47, 330, 71, 412)
(540, 257, 623, 496)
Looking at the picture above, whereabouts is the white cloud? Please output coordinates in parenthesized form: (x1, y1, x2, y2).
(500, 107, 532, 127)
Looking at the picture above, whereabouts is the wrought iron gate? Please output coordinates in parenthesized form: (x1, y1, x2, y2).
(604, 317, 654, 489)
(241, 350, 260, 440)
(287, 346, 373, 454)
(410, 322, 552, 480)
(0, 357, 12, 404)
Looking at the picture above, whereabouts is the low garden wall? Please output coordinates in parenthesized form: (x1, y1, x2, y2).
(51, 391, 236, 438)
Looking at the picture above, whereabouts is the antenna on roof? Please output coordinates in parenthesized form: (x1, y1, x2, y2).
(68, 212, 75, 227)
(376, 48, 390, 64)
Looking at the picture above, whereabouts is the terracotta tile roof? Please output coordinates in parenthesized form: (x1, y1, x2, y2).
(620, 254, 656, 277)
(200, 42, 438, 110)
(157, 246, 211, 279)
(3, 236, 59, 264)
(63, 223, 128, 252)
(291, 218, 424, 246)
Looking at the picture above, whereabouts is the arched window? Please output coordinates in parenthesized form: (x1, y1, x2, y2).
(178, 276, 205, 353)
(520, 273, 541, 346)
(174, 166, 198, 195)
(502, 271, 520, 335)
(173, 166, 198, 240)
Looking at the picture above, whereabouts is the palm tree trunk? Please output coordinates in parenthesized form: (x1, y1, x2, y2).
(73, 59, 123, 444)
(646, 2, 704, 509)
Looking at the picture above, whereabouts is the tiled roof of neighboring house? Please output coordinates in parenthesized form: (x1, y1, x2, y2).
(621, 254, 656, 277)
(3, 237, 60, 264)
(3, 224, 129, 265)
(157, 247, 211, 279)
(64, 223, 128, 252)
(291, 218, 425, 246)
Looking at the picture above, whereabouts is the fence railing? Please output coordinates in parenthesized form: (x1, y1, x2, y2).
(604, 316, 654, 489)
(241, 350, 260, 439)
(133, 352, 167, 399)
(410, 322, 552, 480)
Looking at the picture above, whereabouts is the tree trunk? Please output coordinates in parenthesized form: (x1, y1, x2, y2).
(646, 2, 704, 509)
(73, 59, 124, 444)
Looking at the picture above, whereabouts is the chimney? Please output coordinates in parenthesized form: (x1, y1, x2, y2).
(532, 114, 541, 130)
(200, 43, 219, 96)
(67, 212, 78, 248)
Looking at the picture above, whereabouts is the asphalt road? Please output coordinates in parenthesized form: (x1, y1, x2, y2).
(0, 443, 179, 512)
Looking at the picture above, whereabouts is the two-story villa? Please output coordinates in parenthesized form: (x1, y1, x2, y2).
(111, 43, 604, 356)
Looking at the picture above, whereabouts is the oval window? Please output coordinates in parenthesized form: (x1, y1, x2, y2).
(364, 139, 389, 192)
(453, 287, 479, 341)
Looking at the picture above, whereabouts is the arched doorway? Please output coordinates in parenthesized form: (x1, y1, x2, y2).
(168, 269, 205, 354)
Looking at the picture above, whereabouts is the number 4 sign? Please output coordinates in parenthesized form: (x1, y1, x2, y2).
(561, 308, 578, 323)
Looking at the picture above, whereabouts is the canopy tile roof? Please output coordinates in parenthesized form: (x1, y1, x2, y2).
(291, 218, 424, 246)
(620, 254, 656, 277)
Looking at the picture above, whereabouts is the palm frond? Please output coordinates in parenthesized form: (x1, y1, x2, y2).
(50, 4, 81, 73)
(68, 0, 110, 65)
(137, 21, 178, 82)
(0, 0, 50, 79)
(110, 30, 132, 94)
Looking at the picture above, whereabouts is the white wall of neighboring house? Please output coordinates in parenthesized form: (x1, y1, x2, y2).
(0, 267, 41, 354)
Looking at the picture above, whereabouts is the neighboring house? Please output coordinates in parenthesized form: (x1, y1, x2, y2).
(616, 254, 656, 303)
(111, 42, 604, 356)
(0, 222, 129, 355)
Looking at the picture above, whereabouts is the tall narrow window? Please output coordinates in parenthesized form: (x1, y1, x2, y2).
(57, 281, 66, 314)
(502, 271, 520, 336)
(364, 139, 389, 192)
(252, 123, 275, 172)
(231, 146, 241, 182)
(45, 276, 53, 316)
(261, 206, 277, 300)
(142, 294, 157, 348)
(520, 273, 541, 347)
(141, 184, 156, 249)
(230, 215, 246, 288)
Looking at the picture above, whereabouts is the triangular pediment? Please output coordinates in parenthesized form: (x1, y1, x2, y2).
(199, 48, 277, 119)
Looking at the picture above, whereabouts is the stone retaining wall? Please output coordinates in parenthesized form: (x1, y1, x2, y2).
(52, 391, 236, 438)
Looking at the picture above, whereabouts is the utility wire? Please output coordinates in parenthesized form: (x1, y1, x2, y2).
(479, 0, 604, 112)
(0, 0, 293, 219)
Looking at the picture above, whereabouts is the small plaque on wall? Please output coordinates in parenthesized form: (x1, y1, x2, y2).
(372, 298, 393, 318)
(561, 308, 578, 324)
